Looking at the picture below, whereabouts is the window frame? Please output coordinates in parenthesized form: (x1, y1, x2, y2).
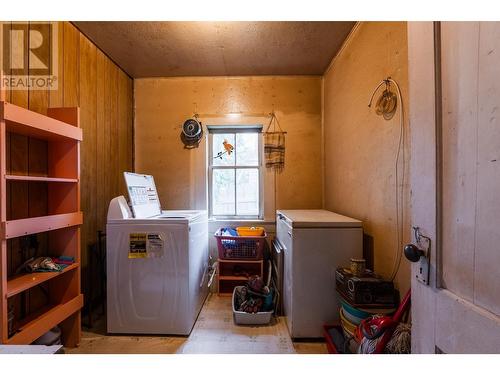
(207, 125, 264, 220)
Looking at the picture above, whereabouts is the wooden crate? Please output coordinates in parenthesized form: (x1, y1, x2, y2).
(217, 258, 264, 296)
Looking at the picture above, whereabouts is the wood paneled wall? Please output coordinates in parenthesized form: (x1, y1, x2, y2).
(1, 22, 133, 275)
(322, 22, 411, 292)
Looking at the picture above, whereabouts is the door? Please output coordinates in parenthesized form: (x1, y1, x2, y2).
(408, 22, 500, 353)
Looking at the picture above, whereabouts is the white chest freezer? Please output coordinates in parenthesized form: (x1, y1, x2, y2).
(276, 209, 363, 338)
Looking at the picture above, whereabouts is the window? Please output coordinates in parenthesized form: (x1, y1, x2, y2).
(208, 126, 263, 219)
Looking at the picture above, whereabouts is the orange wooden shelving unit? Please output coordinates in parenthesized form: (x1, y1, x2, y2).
(217, 259, 264, 296)
(0, 101, 83, 346)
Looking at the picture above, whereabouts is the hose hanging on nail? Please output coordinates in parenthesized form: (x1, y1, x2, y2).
(368, 77, 405, 282)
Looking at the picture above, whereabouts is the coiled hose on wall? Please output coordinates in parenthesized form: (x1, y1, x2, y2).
(368, 77, 405, 281)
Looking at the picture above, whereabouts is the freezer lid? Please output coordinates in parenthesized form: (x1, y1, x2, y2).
(277, 209, 362, 228)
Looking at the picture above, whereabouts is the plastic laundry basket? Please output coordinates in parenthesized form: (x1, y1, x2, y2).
(232, 286, 273, 325)
(215, 228, 267, 260)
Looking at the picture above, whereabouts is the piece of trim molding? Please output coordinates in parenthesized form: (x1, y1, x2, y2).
(323, 21, 362, 76)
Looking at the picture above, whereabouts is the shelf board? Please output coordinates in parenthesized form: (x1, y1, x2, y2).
(2, 212, 83, 239)
(6, 294, 83, 345)
(218, 258, 263, 264)
(1, 101, 82, 141)
(6, 263, 79, 298)
(5, 174, 78, 183)
(218, 275, 250, 281)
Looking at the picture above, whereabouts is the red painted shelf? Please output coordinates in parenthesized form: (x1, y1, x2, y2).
(6, 263, 79, 298)
(5, 174, 78, 183)
(2, 212, 83, 239)
(6, 294, 83, 345)
(1, 103, 82, 346)
(1, 101, 82, 141)
(218, 275, 250, 281)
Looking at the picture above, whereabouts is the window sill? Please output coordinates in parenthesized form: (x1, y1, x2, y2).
(208, 218, 276, 225)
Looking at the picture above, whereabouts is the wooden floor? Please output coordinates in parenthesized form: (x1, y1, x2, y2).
(67, 294, 328, 354)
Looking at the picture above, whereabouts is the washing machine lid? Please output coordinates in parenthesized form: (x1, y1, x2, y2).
(107, 209, 207, 225)
(158, 210, 207, 221)
(124, 172, 162, 219)
(277, 209, 362, 228)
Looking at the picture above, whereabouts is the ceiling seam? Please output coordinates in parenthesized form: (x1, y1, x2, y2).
(323, 21, 361, 76)
(70, 21, 134, 80)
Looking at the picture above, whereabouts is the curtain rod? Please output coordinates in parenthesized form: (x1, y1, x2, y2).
(194, 112, 273, 118)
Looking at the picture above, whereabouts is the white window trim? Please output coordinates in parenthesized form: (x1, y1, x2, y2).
(207, 125, 264, 220)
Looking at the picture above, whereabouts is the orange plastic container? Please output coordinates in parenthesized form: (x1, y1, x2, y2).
(236, 226, 265, 236)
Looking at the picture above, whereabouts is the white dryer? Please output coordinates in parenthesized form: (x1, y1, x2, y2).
(106, 173, 209, 335)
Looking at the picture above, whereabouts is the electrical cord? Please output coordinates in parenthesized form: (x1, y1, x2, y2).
(368, 78, 405, 282)
(388, 78, 405, 282)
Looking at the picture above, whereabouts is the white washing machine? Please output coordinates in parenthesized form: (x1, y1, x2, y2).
(106, 173, 209, 335)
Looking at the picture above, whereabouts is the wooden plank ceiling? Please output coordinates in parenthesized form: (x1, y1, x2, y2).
(72, 21, 355, 77)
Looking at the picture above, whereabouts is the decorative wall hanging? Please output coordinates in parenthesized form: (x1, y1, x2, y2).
(263, 113, 286, 173)
(214, 139, 234, 160)
(180, 117, 203, 149)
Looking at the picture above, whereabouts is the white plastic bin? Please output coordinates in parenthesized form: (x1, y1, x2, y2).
(232, 286, 273, 325)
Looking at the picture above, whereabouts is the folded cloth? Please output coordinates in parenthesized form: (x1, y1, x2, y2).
(58, 255, 75, 262)
(53, 259, 73, 265)
(52, 256, 75, 265)
(35, 263, 67, 272)
(20, 257, 62, 273)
